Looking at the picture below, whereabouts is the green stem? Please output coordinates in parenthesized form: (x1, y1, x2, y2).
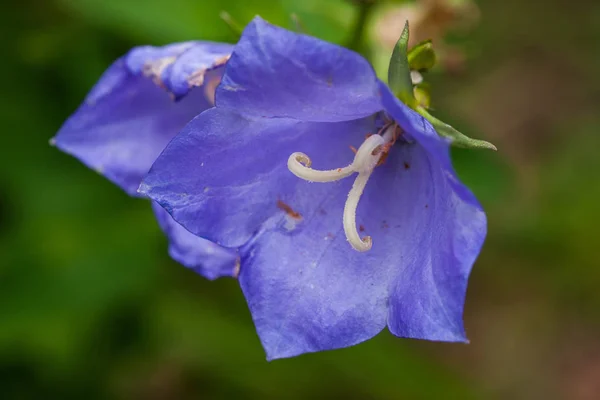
(290, 13, 306, 33)
(346, 0, 375, 55)
(219, 11, 243, 38)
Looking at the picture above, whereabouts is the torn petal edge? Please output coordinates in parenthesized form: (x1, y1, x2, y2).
(140, 45, 232, 100)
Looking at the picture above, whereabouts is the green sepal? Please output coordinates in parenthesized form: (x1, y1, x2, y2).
(414, 82, 431, 109)
(387, 21, 417, 107)
(407, 40, 436, 71)
(417, 107, 497, 151)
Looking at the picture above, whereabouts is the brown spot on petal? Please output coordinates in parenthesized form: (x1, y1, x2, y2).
(143, 56, 177, 88)
(214, 54, 231, 66)
(233, 257, 241, 278)
(187, 68, 207, 88)
(188, 54, 231, 89)
(277, 200, 302, 220)
(359, 224, 365, 232)
(404, 162, 411, 170)
(203, 71, 222, 106)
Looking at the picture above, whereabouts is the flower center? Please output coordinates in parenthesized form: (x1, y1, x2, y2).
(287, 123, 398, 252)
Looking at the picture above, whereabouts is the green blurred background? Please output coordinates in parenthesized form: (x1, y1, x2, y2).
(1, 0, 599, 398)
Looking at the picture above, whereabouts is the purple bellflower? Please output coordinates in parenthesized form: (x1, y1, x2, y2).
(137, 17, 488, 360)
(52, 41, 240, 279)
(140, 17, 487, 360)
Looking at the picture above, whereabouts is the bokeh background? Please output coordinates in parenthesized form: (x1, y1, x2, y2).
(1, 0, 599, 398)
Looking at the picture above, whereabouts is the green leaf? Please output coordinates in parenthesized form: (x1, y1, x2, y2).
(417, 107, 497, 150)
(414, 83, 431, 108)
(57, 0, 291, 43)
(387, 21, 416, 106)
(407, 40, 436, 71)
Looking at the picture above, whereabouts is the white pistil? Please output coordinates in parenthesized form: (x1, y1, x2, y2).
(342, 134, 384, 251)
(351, 134, 385, 173)
(343, 171, 374, 251)
(286, 125, 397, 252)
(288, 152, 355, 182)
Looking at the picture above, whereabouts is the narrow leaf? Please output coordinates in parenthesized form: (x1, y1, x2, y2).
(387, 21, 416, 106)
(417, 107, 497, 151)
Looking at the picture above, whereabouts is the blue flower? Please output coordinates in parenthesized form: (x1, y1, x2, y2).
(140, 17, 487, 360)
(52, 41, 239, 279)
(136, 19, 487, 359)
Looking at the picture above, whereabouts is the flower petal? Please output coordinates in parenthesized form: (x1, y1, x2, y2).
(216, 17, 381, 122)
(379, 81, 487, 341)
(127, 41, 233, 98)
(378, 81, 452, 170)
(237, 184, 390, 360)
(159, 43, 232, 99)
(139, 107, 374, 248)
(151, 202, 239, 280)
(238, 135, 485, 359)
(52, 42, 232, 196)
